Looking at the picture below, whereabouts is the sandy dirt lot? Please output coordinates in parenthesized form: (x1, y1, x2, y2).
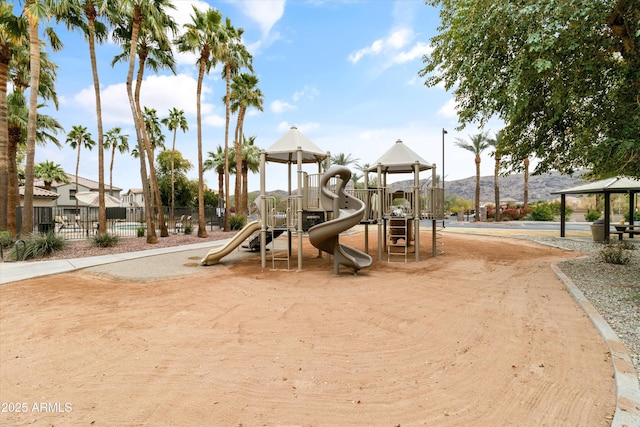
(0, 232, 615, 426)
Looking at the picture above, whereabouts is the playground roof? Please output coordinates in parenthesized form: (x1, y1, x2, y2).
(367, 139, 432, 174)
(552, 176, 640, 194)
(264, 126, 328, 164)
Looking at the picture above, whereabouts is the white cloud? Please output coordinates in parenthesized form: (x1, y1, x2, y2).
(292, 85, 320, 102)
(438, 98, 458, 119)
(233, 0, 285, 36)
(271, 100, 296, 114)
(393, 41, 432, 64)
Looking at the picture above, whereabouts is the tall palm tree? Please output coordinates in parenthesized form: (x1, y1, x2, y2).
(218, 18, 252, 231)
(487, 130, 504, 222)
(161, 107, 188, 229)
(0, 4, 26, 231)
(66, 125, 95, 212)
(175, 6, 223, 237)
(21, 0, 62, 236)
(52, 0, 115, 235)
(103, 127, 129, 196)
(6, 93, 62, 236)
(114, 0, 176, 243)
(142, 106, 168, 236)
(454, 131, 490, 222)
(240, 135, 260, 214)
(34, 160, 69, 190)
(228, 72, 263, 215)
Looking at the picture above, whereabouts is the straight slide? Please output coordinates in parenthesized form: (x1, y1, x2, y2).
(201, 220, 262, 265)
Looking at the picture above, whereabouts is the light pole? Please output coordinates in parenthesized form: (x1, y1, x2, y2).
(442, 128, 447, 227)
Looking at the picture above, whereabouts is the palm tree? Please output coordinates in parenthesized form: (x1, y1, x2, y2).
(218, 18, 252, 231)
(114, 0, 176, 243)
(21, 0, 62, 236)
(240, 135, 260, 214)
(52, 0, 116, 235)
(454, 131, 490, 221)
(487, 131, 504, 222)
(142, 106, 168, 236)
(228, 73, 263, 215)
(66, 125, 95, 212)
(175, 6, 224, 237)
(104, 127, 129, 197)
(34, 160, 69, 190)
(0, 4, 25, 231)
(161, 107, 188, 229)
(331, 152, 359, 166)
(204, 145, 236, 217)
(6, 93, 62, 236)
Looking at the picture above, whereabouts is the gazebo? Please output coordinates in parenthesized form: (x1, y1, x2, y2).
(552, 176, 640, 240)
(259, 126, 330, 270)
(365, 139, 438, 260)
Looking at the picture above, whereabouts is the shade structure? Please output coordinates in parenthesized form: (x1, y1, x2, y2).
(264, 125, 327, 164)
(367, 139, 432, 174)
(75, 191, 121, 207)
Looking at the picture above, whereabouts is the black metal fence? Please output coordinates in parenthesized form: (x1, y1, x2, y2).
(16, 206, 222, 240)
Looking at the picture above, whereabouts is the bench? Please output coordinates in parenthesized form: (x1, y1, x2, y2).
(611, 224, 640, 240)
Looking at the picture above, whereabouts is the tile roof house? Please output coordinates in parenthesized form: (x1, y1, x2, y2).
(32, 173, 122, 207)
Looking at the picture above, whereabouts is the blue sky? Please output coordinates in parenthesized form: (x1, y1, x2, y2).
(27, 0, 503, 193)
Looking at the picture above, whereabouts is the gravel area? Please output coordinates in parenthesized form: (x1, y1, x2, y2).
(528, 236, 640, 378)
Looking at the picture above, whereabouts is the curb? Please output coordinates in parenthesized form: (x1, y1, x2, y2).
(552, 263, 640, 427)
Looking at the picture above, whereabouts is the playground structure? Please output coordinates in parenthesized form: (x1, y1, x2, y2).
(201, 126, 445, 272)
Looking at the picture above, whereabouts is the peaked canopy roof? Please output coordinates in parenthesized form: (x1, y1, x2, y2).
(552, 176, 640, 194)
(264, 126, 327, 164)
(367, 139, 432, 174)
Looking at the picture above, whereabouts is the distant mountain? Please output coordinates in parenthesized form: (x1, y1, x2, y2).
(392, 171, 587, 203)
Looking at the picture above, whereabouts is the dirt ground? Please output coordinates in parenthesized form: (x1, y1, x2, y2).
(0, 231, 615, 426)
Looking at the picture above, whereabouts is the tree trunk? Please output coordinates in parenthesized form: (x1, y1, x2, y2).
(523, 157, 530, 209)
(0, 59, 9, 230)
(196, 58, 208, 238)
(6, 130, 19, 237)
(21, 11, 40, 236)
(474, 154, 481, 221)
(170, 130, 176, 233)
(223, 66, 231, 232)
(494, 156, 500, 221)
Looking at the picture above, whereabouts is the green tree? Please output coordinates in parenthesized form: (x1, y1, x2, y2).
(420, 0, 640, 178)
(34, 160, 69, 190)
(21, 0, 62, 236)
(228, 72, 262, 215)
(487, 131, 504, 222)
(142, 106, 168, 236)
(0, 3, 26, 231)
(103, 127, 129, 196)
(331, 152, 359, 166)
(156, 149, 195, 208)
(218, 18, 252, 231)
(161, 107, 188, 228)
(52, 0, 115, 234)
(454, 132, 490, 221)
(240, 135, 260, 214)
(175, 6, 223, 237)
(66, 125, 95, 212)
(204, 145, 236, 213)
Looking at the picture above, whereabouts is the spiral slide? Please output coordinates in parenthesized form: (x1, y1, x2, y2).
(308, 166, 373, 275)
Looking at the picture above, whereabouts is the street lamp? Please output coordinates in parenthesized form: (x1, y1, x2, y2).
(442, 128, 447, 227)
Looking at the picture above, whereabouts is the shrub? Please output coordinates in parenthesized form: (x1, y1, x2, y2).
(92, 233, 120, 248)
(136, 226, 145, 237)
(184, 225, 192, 235)
(623, 211, 640, 221)
(529, 202, 554, 221)
(598, 243, 631, 265)
(8, 232, 66, 261)
(0, 231, 14, 248)
(585, 210, 601, 222)
(230, 214, 246, 230)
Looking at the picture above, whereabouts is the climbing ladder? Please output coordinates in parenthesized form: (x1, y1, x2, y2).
(387, 217, 409, 263)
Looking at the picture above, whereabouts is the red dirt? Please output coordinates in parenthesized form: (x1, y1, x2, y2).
(0, 232, 615, 425)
